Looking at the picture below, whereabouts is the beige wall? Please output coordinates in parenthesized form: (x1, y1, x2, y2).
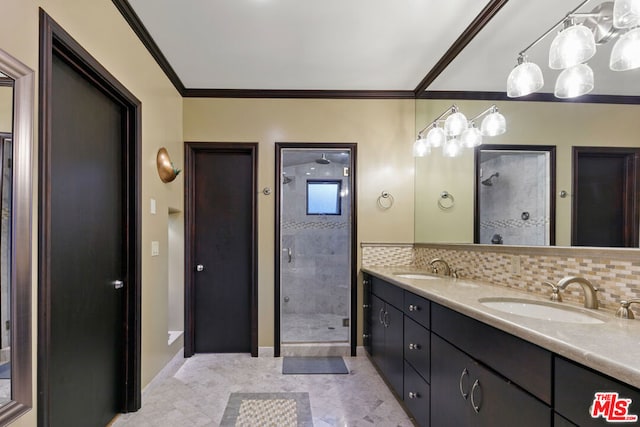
(2, 1, 183, 425)
(184, 98, 416, 347)
(415, 99, 640, 246)
(0, 86, 12, 134)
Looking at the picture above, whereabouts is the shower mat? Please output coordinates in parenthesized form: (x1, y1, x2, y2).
(219, 392, 312, 427)
(282, 356, 349, 375)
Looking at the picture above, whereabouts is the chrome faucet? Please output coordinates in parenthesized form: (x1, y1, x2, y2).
(556, 276, 599, 309)
(429, 258, 452, 277)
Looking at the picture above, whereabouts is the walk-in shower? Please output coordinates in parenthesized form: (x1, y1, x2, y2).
(278, 147, 354, 352)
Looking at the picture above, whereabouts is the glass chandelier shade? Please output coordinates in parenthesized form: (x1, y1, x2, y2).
(554, 63, 595, 98)
(610, 27, 640, 70)
(444, 112, 468, 136)
(426, 126, 445, 147)
(613, 0, 640, 28)
(480, 111, 507, 136)
(548, 23, 597, 69)
(443, 137, 461, 158)
(460, 125, 483, 148)
(412, 136, 430, 157)
(507, 60, 544, 97)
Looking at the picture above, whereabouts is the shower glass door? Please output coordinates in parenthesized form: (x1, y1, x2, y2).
(279, 148, 352, 344)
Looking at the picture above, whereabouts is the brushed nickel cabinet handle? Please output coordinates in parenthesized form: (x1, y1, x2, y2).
(408, 343, 421, 350)
(471, 379, 482, 413)
(408, 392, 419, 399)
(459, 368, 469, 399)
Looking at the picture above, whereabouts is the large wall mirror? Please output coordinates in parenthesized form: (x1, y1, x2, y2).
(414, 98, 640, 247)
(0, 48, 33, 424)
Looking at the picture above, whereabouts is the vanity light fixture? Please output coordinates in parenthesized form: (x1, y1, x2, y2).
(414, 104, 506, 157)
(507, 0, 640, 99)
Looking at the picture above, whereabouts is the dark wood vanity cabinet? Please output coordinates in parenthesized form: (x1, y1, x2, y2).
(363, 273, 640, 427)
(431, 334, 551, 427)
(555, 357, 640, 426)
(369, 278, 404, 397)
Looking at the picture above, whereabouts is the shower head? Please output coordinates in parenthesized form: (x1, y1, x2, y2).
(481, 172, 499, 186)
(315, 153, 331, 164)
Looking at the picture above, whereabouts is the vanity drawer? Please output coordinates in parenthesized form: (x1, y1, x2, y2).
(404, 361, 430, 427)
(404, 291, 430, 328)
(431, 303, 552, 404)
(371, 276, 403, 309)
(555, 357, 640, 426)
(404, 316, 430, 382)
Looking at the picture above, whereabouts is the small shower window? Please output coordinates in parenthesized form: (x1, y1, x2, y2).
(306, 180, 342, 215)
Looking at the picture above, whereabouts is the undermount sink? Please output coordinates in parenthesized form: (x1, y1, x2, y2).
(394, 273, 438, 280)
(479, 297, 605, 324)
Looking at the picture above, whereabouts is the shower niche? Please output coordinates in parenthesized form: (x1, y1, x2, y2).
(475, 144, 556, 246)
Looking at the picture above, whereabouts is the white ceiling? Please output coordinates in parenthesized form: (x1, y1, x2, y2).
(127, 0, 640, 96)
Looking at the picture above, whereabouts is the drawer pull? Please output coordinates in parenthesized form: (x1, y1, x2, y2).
(362, 334, 370, 339)
(408, 392, 419, 399)
(459, 368, 469, 400)
(378, 308, 385, 325)
(408, 343, 421, 350)
(471, 379, 482, 414)
(363, 304, 371, 309)
(408, 304, 420, 312)
(383, 311, 390, 328)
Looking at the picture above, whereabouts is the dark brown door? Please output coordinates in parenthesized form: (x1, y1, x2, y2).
(572, 147, 640, 247)
(186, 144, 257, 354)
(47, 54, 125, 426)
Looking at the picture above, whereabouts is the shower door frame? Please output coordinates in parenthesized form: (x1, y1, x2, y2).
(274, 143, 358, 357)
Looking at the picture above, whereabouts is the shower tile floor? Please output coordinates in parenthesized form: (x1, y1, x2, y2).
(281, 313, 349, 342)
(112, 351, 413, 426)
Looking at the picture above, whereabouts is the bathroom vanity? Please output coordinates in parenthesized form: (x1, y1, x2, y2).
(362, 268, 640, 427)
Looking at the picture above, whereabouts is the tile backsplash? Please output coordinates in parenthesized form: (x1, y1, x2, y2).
(362, 243, 640, 317)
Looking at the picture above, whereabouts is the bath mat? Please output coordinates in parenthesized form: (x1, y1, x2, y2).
(282, 356, 349, 375)
(0, 363, 9, 379)
(219, 392, 313, 427)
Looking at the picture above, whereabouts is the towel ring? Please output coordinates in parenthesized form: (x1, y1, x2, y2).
(438, 191, 455, 210)
(377, 191, 394, 210)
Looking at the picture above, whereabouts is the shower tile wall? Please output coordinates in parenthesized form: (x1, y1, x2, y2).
(479, 153, 548, 245)
(281, 161, 350, 342)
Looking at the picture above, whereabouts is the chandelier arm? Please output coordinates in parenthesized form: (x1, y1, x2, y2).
(518, 0, 593, 56)
(417, 104, 458, 136)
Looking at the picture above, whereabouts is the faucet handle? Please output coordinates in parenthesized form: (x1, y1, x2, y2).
(452, 268, 464, 279)
(542, 281, 563, 302)
(615, 299, 640, 319)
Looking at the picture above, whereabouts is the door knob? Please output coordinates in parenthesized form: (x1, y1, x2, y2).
(196, 264, 204, 272)
(113, 280, 124, 290)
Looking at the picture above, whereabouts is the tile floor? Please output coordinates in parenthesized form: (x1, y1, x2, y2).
(113, 350, 413, 427)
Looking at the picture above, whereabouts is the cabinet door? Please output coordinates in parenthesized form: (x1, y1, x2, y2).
(431, 334, 472, 427)
(385, 303, 404, 397)
(472, 357, 551, 427)
(371, 294, 385, 369)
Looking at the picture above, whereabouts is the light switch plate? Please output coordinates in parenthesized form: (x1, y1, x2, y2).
(151, 241, 159, 256)
(150, 198, 156, 215)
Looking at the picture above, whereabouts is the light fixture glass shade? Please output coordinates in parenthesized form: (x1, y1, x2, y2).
(480, 111, 506, 136)
(613, 0, 640, 28)
(554, 63, 595, 98)
(610, 27, 640, 70)
(460, 126, 482, 148)
(443, 137, 461, 158)
(444, 112, 468, 136)
(413, 137, 430, 157)
(507, 61, 544, 97)
(549, 24, 597, 69)
(426, 126, 445, 147)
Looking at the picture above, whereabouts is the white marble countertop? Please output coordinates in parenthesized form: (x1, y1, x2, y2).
(362, 266, 640, 390)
